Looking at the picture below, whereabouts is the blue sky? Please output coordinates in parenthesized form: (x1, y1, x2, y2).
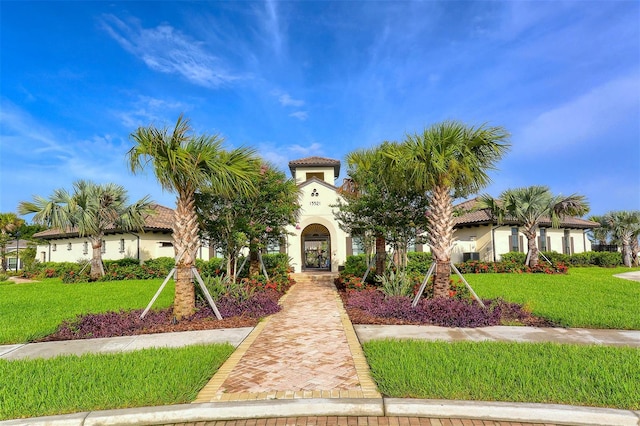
(1, 1, 639, 218)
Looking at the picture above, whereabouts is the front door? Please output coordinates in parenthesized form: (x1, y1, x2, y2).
(301, 224, 331, 271)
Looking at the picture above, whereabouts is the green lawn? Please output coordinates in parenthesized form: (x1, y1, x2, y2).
(0, 278, 173, 344)
(0, 344, 233, 420)
(466, 267, 640, 329)
(364, 339, 640, 410)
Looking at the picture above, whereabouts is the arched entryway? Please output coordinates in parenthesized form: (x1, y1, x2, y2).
(301, 224, 331, 271)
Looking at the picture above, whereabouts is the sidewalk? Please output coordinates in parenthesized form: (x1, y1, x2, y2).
(2, 272, 639, 426)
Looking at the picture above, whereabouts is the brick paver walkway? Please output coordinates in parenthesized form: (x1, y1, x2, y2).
(195, 273, 380, 402)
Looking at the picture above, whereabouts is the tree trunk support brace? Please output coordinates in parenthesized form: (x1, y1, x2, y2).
(140, 265, 222, 320)
(411, 261, 486, 309)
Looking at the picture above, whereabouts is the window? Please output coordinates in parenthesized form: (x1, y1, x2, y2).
(539, 228, 547, 252)
(351, 236, 366, 255)
(83, 242, 88, 255)
(306, 172, 324, 181)
(67, 243, 72, 251)
(119, 239, 125, 253)
(510, 228, 520, 252)
(101, 240, 106, 254)
(160, 242, 173, 248)
(266, 240, 281, 254)
(563, 230, 573, 255)
(41, 252, 46, 263)
(52, 243, 57, 252)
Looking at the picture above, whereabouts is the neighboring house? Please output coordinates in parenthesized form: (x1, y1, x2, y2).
(32, 205, 212, 264)
(450, 198, 599, 263)
(3, 239, 28, 271)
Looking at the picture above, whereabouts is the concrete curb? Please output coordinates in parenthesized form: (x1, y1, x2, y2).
(385, 398, 640, 426)
(2, 398, 639, 426)
(0, 399, 384, 426)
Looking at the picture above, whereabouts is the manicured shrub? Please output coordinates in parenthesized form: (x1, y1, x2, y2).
(406, 252, 433, 274)
(499, 252, 526, 264)
(541, 251, 570, 265)
(456, 259, 568, 274)
(342, 254, 370, 278)
(195, 257, 225, 277)
(103, 258, 139, 268)
(593, 251, 622, 267)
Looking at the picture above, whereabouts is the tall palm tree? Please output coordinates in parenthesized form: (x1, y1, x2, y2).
(18, 180, 152, 279)
(0, 213, 25, 272)
(394, 121, 510, 298)
(128, 115, 257, 320)
(478, 186, 589, 268)
(604, 210, 640, 267)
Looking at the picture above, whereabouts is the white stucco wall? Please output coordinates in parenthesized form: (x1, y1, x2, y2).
(36, 232, 211, 264)
(292, 166, 337, 186)
(419, 225, 593, 263)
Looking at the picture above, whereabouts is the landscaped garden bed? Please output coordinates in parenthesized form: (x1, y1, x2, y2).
(336, 255, 640, 329)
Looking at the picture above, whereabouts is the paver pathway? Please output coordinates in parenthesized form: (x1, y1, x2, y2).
(195, 273, 380, 402)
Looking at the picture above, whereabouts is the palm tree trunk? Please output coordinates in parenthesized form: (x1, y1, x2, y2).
(173, 191, 200, 320)
(428, 185, 454, 298)
(621, 236, 632, 267)
(523, 225, 539, 268)
(90, 236, 105, 280)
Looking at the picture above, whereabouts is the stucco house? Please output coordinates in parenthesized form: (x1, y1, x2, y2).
(32, 205, 212, 264)
(32, 156, 598, 271)
(449, 198, 599, 263)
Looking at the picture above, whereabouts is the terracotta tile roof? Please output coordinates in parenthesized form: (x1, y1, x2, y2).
(454, 198, 600, 229)
(288, 156, 341, 178)
(32, 204, 174, 239)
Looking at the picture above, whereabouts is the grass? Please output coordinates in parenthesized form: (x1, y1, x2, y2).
(363, 339, 640, 410)
(0, 278, 174, 344)
(465, 267, 640, 329)
(0, 343, 234, 420)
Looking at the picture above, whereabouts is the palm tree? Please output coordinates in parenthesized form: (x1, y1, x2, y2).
(604, 210, 640, 267)
(478, 186, 589, 268)
(128, 115, 257, 320)
(0, 213, 25, 272)
(587, 215, 612, 247)
(18, 181, 152, 279)
(394, 121, 510, 298)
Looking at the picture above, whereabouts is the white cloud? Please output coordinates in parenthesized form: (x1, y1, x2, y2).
(0, 101, 171, 212)
(278, 93, 305, 107)
(515, 75, 640, 154)
(264, 0, 283, 57)
(289, 111, 308, 121)
(289, 142, 323, 156)
(100, 14, 241, 88)
(114, 95, 187, 129)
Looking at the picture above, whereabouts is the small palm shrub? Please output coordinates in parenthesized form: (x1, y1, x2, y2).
(377, 270, 414, 297)
(197, 274, 255, 302)
(0, 273, 9, 282)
